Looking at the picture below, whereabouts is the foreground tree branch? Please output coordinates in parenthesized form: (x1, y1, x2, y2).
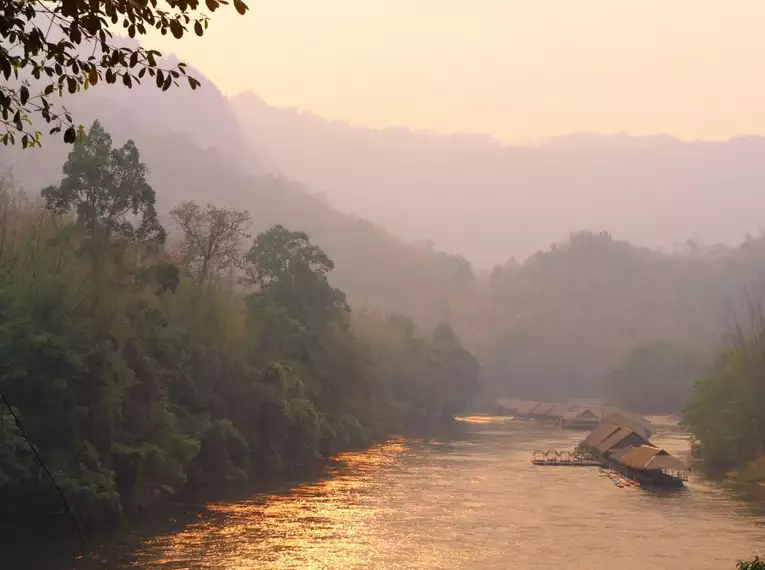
(0, 0, 249, 148)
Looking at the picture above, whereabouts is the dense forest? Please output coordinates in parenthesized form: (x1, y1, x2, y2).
(0, 122, 480, 529)
(4, 56, 765, 505)
(3, 6, 765, 567)
(7, 87, 765, 412)
(683, 301, 765, 482)
(480, 230, 765, 403)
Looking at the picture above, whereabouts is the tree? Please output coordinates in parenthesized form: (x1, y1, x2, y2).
(0, 0, 249, 147)
(244, 225, 348, 360)
(170, 201, 251, 283)
(245, 225, 335, 289)
(41, 120, 165, 246)
(245, 226, 348, 328)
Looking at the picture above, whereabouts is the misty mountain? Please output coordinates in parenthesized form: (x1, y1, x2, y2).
(231, 92, 765, 267)
(480, 230, 765, 401)
(4, 63, 765, 405)
(0, 67, 472, 328)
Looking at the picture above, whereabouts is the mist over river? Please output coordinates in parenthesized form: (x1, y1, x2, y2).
(9, 417, 765, 569)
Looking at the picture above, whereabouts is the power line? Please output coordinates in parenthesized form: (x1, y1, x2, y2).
(0, 385, 85, 546)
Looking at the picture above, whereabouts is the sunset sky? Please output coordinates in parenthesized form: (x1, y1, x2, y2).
(149, 0, 765, 143)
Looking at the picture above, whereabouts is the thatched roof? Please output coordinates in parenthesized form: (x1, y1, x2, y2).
(547, 403, 575, 418)
(583, 422, 620, 448)
(617, 445, 664, 469)
(596, 427, 637, 453)
(617, 445, 685, 471)
(608, 446, 633, 461)
(496, 398, 523, 412)
(516, 401, 540, 414)
(531, 402, 556, 416)
(645, 454, 687, 471)
(602, 412, 652, 440)
(563, 406, 600, 420)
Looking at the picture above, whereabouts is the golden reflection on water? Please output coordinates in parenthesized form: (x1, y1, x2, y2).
(145, 439, 408, 569)
(115, 422, 765, 570)
(456, 415, 510, 424)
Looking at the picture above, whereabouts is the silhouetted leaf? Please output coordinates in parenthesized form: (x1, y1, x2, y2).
(63, 126, 76, 143)
(233, 0, 248, 15)
(170, 19, 183, 39)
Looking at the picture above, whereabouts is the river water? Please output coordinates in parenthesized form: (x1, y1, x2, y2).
(9, 416, 765, 569)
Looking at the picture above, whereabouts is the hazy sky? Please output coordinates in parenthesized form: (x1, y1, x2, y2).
(149, 0, 765, 143)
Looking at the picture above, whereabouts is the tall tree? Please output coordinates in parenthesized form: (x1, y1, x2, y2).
(41, 120, 165, 246)
(243, 225, 346, 357)
(0, 0, 249, 147)
(245, 225, 335, 289)
(170, 201, 251, 284)
(245, 225, 348, 330)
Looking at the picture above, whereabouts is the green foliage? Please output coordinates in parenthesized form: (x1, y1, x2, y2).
(738, 557, 765, 570)
(684, 301, 765, 475)
(354, 315, 481, 433)
(0, 124, 480, 530)
(188, 419, 250, 487)
(481, 229, 764, 401)
(41, 120, 165, 245)
(170, 201, 251, 283)
(604, 341, 708, 413)
(246, 224, 336, 288)
(0, 0, 248, 147)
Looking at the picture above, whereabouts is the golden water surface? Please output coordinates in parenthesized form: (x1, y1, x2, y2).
(12, 417, 765, 569)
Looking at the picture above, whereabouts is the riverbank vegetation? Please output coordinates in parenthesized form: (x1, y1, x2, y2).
(9, 79, 765, 410)
(683, 302, 765, 483)
(0, 122, 481, 530)
(738, 557, 765, 570)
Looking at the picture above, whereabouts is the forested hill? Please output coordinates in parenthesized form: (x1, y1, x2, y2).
(232, 91, 765, 267)
(4, 61, 765, 409)
(0, 73, 473, 330)
(0, 119, 482, 529)
(479, 231, 765, 402)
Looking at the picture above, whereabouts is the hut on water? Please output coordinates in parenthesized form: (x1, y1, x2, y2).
(515, 401, 540, 420)
(529, 402, 556, 421)
(562, 406, 653, 433)
(600, 412, 652, 440)
(495, 398, 523, 415)
(546, 403, 576, 423)
(611, 444, 688, 486)
(581, 421, 650, 456)
(581, 416, 687, 486)
(561, 406, 601, 429)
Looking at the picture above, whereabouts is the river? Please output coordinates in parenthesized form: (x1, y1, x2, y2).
(8, 416, 765, 569)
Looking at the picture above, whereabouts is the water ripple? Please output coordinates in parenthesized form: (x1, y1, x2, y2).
(15, 418, 765, 569)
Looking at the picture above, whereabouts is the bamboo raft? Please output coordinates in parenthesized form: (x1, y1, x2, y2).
(531, 449, 602, 467)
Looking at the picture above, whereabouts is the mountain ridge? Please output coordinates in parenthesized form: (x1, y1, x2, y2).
(231, 90, 765, 267)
